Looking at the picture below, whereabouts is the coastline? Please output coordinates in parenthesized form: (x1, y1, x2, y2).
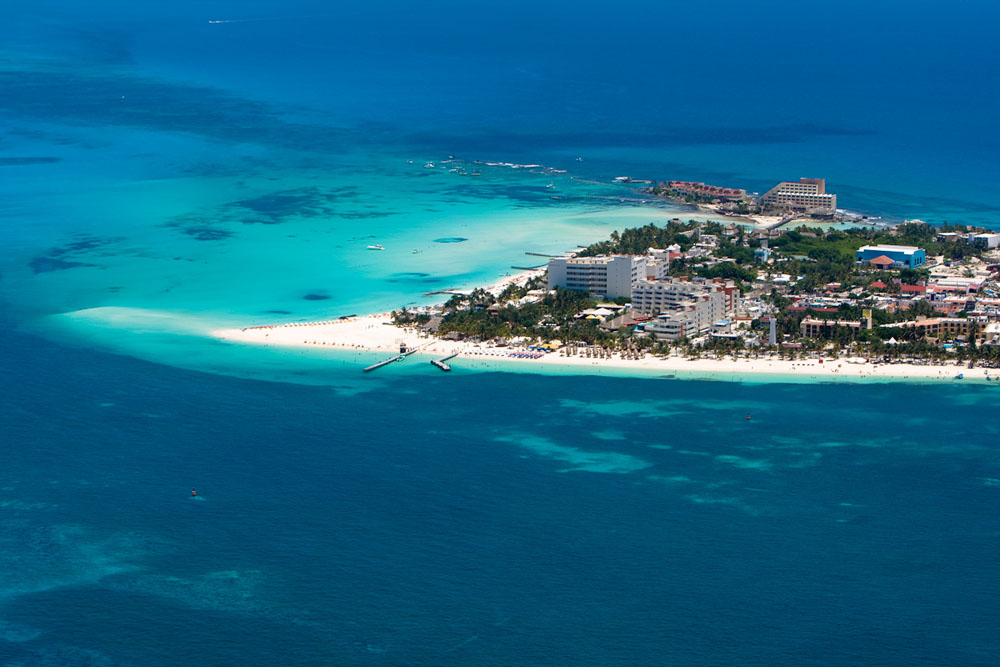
(212, 312, 993, 384)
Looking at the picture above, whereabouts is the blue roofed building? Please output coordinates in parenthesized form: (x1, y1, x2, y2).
(856, 244, 926, 269)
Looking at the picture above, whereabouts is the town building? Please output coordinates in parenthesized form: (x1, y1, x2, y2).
(759, 178, 837, 212)
(969, 233, 1000, 249)
(856, 245, 926, 269)
(754, 240, 771, 264)
(547, 255, 646, 300)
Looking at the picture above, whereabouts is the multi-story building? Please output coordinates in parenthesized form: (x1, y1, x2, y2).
(633, 278, 736, 340)
(881, 317, 976, 340)
(631, 277, 735, 316)
(644, 308, 702, 340)
(547, 255, 646, 300)
(799, 318, 868, 338)
(759, 178, 837, 212)
(856, 245, 926, 269)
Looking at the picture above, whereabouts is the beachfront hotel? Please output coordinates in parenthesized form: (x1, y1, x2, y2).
(631, 277, 735, 315)
(547, 255, 646, 300)
(759, 178, 837, 212)
(855, 244, 926, 269)
(632, 278, 736, 341)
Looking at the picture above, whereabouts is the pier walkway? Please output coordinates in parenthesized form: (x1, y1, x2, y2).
(431, 353, 459, 372)
(362, 343, 430, 373)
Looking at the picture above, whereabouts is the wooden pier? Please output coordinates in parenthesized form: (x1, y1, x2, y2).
(430, 353, 459, 372)
(363, 355, 404, 373)
(362, 343, 429, 373)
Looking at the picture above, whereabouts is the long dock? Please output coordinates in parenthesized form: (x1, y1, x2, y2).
(430, 353, 459, 372)
(363, 354, 404, 372)
(363, 343, 430, 373)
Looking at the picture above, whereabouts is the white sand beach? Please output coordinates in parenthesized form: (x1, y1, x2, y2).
(212, 312, 990, 383)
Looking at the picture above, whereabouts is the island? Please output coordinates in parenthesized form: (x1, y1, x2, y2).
(215, 182, 1000, 382)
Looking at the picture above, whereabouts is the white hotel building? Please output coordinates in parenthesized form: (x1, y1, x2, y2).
(632, 278, 735, 341)
(547, 255, 646, 300)
(759, 178, 837, 212)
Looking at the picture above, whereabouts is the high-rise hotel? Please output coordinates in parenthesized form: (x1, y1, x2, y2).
(759, 178, 837, 212)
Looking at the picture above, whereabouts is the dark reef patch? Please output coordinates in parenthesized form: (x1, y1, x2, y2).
(386, 272, 443, 285)
(226, 186, 360, 224)
(47, 235, 127, 257)
(0, 157, 61, 166)
(434, 237, 468, 243)
(0, 68, 398, 154)
(302, 293, 331, 301)
(263, 310, 293, 315)
(336, 211, 399, 219)
(30, 257, 95, 273)
(181, 227, 233, 241)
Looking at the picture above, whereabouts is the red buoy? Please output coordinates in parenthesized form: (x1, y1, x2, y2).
(191, 489, 197, 497)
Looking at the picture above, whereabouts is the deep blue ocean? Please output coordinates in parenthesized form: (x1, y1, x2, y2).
(2, 1, 1000, 664)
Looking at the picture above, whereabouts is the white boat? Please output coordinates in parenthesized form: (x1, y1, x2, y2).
(367, 244, 385, 250)
(424, 162, 435, 168)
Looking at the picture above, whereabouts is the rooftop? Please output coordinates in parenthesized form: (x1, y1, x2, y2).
(858, 244, 923, 254)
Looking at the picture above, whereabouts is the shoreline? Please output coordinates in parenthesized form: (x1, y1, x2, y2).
(212, 312, 994, 384)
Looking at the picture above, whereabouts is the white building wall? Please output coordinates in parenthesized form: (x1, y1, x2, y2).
(547, 256, 645, 299)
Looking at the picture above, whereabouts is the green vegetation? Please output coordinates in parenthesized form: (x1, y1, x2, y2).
(577, 221, 696, 257)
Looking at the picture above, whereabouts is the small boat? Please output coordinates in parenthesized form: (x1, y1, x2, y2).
(546, 183, 555, 189)
(367, 244, 385, 250)
(424, 162, 435, 168)
(412, 249, 419, 254)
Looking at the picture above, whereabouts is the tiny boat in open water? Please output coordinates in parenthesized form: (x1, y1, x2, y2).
(367, 244, 385, 250)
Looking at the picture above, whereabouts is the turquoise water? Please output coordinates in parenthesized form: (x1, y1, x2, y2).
(2, 331, 999, 664)
(3, 1, 1000, 664)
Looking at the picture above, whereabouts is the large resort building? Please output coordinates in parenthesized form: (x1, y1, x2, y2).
(546, 255, 646, 300)
(759, 178, 837, 213)
(632, 277, 737, 341)
(547, 255, 736, 340)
